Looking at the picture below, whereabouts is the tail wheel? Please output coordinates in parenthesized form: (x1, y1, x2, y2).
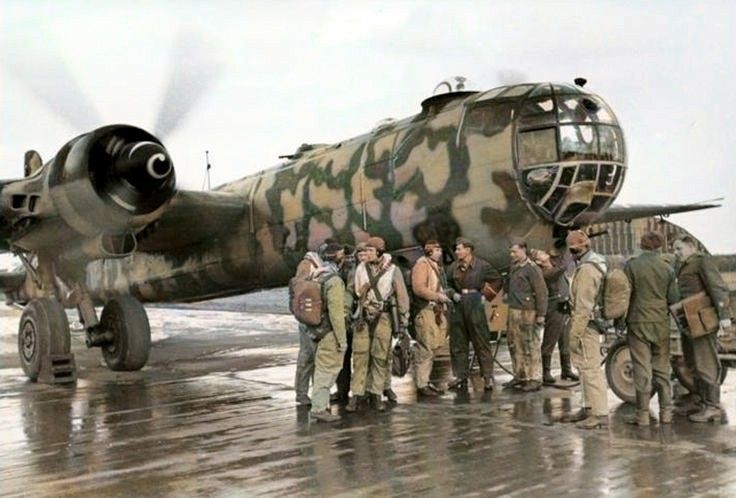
(17, 299, 70, 381)
(100, 296, 151, 371)
(604, 339, 636, 404)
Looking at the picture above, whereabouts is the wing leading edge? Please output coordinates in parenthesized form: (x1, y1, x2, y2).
(592, 199, 723, 224)
(135, 189, 247, 252)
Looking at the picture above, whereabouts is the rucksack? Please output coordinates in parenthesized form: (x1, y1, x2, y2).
(289, 270, 340, 328)
(584, 262, 631, 320)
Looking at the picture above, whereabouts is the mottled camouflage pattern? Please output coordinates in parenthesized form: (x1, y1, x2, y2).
(3, 83, 628, 305)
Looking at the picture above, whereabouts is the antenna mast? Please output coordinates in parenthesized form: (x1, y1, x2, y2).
(202, 150, 212, 190)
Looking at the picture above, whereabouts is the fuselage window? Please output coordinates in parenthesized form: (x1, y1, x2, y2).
(463, 103, 515, 138)
(559, 125, 598, 161)
(558, 95, 616, 124)
(598, 125, 625, 162)
(518, 128, 558, 167)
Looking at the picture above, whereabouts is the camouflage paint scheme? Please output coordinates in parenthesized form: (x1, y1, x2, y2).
(2, 83, 628, 306)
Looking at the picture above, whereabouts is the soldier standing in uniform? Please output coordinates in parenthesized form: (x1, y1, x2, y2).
(504, 242, 548, 392)
(531, 248, 578, 384)
(446, 237, 501, 391)
(293, 245, 328, 406)
(673, 235, 732, 423)
(563, 230, 609, 429)
(623, 231, 679, 426)
(332, 243, 365, 404)
(411, 240, 451, 396)
(346, 236, 410, 412)
(309, 243, 348, 423)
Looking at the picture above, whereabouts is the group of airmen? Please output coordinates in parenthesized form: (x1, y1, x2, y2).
(293, 230, 732, 429)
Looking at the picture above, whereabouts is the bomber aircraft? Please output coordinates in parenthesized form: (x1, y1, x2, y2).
(0, 76, 719, 383)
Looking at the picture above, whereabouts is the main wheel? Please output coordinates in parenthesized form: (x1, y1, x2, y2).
(100, 296, 151, 371)
(671, 354, 728, 393)
(605, 339, 636, 404)
(17, 299, 70, 381)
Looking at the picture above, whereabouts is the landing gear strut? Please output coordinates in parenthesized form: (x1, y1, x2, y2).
(14, 252, 151, 382)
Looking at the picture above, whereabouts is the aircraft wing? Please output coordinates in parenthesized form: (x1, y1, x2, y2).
(135, 189, 247, 252)
(592, 199, 722, 224)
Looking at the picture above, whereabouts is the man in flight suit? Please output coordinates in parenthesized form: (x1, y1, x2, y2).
(563, 230, 609, 429)
(309, 243, 348, 423)
(346, 236, 410, 412)
(446, 237, 501, 391)
(411, 240, 452, 396)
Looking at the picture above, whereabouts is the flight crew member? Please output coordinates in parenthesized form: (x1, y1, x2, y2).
(346, 236, 410, 412)
(531, 248, 578, 384)
(332, 242, 367, 404)
(446, 237, 501, 391)
(673, 235, 732, 423)
(293, 245, 328, 406)
(563, 230, 610, 429)
(623, 231, 680, 426)
(382, 256, 413, 405)
(411, 240, 451, 396)
(504, 241, 548, 392)
(330, 242, 363, 403)
(309, 243, 349, 423)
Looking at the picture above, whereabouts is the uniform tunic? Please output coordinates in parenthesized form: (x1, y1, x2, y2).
(540, 258, 571, 358)
(568, 250, 608, 417)
(624, 250, 679, 404)
(446, 256, 501, 381)
(675, 253, 731, 406)
(349, 254, 410, 396)
(411, 256, 449, 389)
(310, 273, 347, 413)
(505, 259, 548, 382)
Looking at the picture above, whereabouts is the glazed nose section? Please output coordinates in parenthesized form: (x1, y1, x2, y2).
(526, 163, 624, 225)
(514, 89, 626, 226)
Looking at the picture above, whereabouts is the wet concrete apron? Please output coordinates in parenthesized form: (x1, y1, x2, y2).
(1, 306, 736, 497)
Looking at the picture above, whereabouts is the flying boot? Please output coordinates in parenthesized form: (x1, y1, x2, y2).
(576, 414, 609, 430)
(372, 393, 387, 412)
(345, 395, 361, 413)
(383, 388, 398, 404)
(560, 354, 579, 381)
(560, 407, 590, 423)
(689, 385, 724, 423)
(626, 391, 651, 426)
(542, 355, 556, 385)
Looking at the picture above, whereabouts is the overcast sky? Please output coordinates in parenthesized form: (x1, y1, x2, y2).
(1, 0, 734, 252)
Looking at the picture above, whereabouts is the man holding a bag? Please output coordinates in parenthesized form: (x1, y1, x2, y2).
(673, 235, 732, 423)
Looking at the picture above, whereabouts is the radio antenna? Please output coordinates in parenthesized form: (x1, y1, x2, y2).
(202, 150, 212, 190)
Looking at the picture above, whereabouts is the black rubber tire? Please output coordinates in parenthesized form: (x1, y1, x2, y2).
(100, 296, 151, 371)
(605, 339, 636, 404)
(671, 354, 728, 393)
(17, 299, 70, 381)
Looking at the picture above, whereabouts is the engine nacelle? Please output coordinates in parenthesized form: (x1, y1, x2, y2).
(49, 125, 176, 236)
(1, 125, 176, 254)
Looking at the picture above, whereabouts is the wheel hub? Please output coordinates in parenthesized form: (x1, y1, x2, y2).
(20, 320, 37, 363)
